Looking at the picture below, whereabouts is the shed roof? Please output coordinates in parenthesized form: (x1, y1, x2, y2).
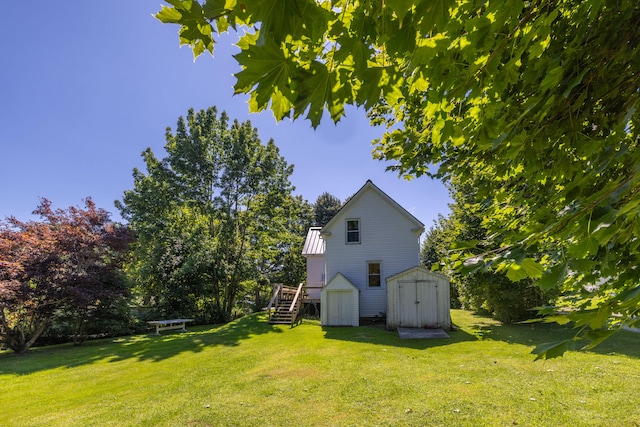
(324, 272, 359, 291)
(385, 265, 449, 282)
(302, 227, 325, 255)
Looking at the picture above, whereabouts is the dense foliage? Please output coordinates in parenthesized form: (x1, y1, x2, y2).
(158, 0, 640, 357)
(420, 215, 461, 309)
(421, 185, 555, 323)
(313, 192, 342, 227)
(0, 199, 132, 353)
(117, 107, 309, 322)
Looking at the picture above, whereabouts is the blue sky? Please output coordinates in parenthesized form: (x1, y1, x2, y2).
(0, 2, 450, 231)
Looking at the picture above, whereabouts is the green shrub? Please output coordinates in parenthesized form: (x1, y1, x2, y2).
(37, 299, 134, 346)
(456, 272, 556, 324)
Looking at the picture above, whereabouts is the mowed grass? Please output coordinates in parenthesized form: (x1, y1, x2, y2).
(1, 310, 639, 427)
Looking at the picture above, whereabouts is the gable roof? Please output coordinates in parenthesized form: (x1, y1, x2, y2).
(320, 180, 425, 235)
(323, 272, 359, 291)
(302, 227, 324, 255)
(385, 265, 449, 283)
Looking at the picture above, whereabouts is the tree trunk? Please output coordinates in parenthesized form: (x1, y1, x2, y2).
(2, 317, 51, 354)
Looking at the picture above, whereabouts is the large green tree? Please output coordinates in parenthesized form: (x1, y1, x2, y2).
(117, 107, 304, 321)
(158, 1, 640, 356)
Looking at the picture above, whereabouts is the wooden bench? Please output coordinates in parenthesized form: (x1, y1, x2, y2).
(147, 319, 194, 335)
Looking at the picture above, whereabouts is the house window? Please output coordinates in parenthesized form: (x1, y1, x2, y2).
(346, 219, 360, 244)
(368, 261, 381, 287)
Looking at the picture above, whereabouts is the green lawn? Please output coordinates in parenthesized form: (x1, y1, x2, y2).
(2, 310, 639, 426)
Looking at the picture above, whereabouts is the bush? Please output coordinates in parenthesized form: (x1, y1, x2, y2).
(450, 282, 462, 309)
(36, 299, 135, 347)
(456, 272, 556, 324)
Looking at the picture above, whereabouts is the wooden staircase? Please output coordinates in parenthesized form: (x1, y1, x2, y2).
(267, 283, 305, 325)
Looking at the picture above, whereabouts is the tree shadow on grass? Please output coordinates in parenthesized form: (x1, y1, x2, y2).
(469, 319, 640, 359)
(321, 323, 479, 351)
(321, 311, 640, 359)
(0, 312, 282, 375)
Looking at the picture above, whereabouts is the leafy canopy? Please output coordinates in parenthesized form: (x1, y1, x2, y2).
(117, 107, 307, 321)
(0, 199, 131, 353)
(157, 0, 640, 357)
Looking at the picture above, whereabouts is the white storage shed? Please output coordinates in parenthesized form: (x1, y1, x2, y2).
(321, 273, 360, 326)
(386, 266, 451, 330)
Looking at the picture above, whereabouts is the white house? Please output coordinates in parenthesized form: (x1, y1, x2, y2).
(303, 180, 451, 329)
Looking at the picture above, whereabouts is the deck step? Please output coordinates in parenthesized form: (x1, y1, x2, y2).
(267, 284, 306, 325)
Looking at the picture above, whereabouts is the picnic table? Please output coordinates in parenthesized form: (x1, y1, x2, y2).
(147, 319, 194, 335)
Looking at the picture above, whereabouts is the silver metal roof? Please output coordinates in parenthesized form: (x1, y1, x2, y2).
(302, 227, 325, 255)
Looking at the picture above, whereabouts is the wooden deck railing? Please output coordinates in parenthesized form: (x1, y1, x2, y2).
(266, 283, 305, 325)
(288, 283, 305, 324)
(266, 283, 282, 323)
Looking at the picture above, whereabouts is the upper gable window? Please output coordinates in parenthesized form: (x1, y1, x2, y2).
(346, 219, 360, 244)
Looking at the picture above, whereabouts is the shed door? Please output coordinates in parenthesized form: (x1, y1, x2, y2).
(327, 290, 352, 326)
(419, 280, 439, 327)
(398, 281, 419, 327)
(398, 280, 437, 327)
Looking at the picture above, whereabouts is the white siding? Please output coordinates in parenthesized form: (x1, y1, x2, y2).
(322, 187, 422, 317)
(305, 254, 324, 300)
